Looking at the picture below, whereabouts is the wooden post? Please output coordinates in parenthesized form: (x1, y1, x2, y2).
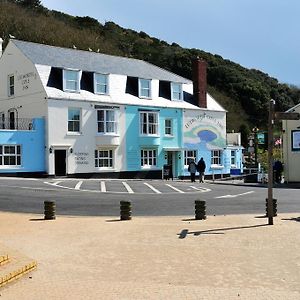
(267, 100, 275, 225)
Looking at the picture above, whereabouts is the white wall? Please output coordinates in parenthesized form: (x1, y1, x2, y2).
(47, 99, 126, 175)
(282, 105, 300, 182)
(0, 42, 47, 118)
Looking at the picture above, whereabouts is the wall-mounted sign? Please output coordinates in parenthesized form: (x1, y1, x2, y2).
(17, 72, 37, 90)
(74, 152, 89, 165)
(291, 130, 300, 151)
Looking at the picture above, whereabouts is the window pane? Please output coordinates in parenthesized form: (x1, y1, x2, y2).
(65, 70, 77, 81)
(95, 74, 108, 94)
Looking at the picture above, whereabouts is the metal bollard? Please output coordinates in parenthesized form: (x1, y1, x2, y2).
(44, 201, 56, 220)
(120, 201, 132, 221)
(195, 200, 206, 220)
(265, 198, 277, 217)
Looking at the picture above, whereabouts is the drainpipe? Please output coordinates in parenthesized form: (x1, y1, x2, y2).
(0, 38, 3, 58)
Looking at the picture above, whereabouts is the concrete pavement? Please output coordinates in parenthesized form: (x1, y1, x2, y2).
(0, 211, 300, 299)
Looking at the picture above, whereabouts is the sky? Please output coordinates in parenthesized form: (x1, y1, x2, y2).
(42, 0, 300, 86)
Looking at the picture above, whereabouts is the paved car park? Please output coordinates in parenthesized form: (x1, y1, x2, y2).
(44, 179, 212, 194)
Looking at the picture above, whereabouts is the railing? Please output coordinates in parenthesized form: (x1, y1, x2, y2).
(0, 118, 35, 131)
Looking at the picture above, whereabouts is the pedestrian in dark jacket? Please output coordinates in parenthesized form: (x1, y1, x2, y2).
(188, 159, 197, 182)
(197, 157, 206, 183)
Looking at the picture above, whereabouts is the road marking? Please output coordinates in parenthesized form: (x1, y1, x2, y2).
(189, 186, 211, 192)
(122, 182, 134, 194)
(144, 182, 161, 194)
(100, 181, 106, 192)
(166, 184, 185, 193)
(75, 181, 83, 190)
(52, 181, 62, 186)
(215, 191, 254, 199)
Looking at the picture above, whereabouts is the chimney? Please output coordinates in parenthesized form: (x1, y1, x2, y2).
(192, 57, 207, 108)
(0, 38, 3, 58)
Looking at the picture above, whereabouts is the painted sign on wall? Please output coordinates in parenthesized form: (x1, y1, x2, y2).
(183, 110, 226, 150)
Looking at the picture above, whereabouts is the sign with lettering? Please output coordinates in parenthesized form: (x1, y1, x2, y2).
(183, 110, 226, 150)
(74, 152, 89, 165)
(17, 72, 37, 90)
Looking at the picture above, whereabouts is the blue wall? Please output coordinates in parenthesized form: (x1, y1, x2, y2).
(0, 118, 45, 173)
(125, 105, 183, 173)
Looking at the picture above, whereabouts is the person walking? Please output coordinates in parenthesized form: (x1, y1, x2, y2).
(188, 159, 197, 182)
(197, 157, 206, 183)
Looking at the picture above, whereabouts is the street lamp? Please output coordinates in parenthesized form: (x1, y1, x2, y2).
(252, 126, 259, 167)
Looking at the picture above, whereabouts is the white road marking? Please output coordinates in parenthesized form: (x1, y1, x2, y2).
(52, 181, 62, 186)
(122, 182, 134, 194)
(189, 186, 211, 192)
(100, 181, 106, 192)
(166, 184, 185, 193)
(75, 181, 83, 190)
(215, 191, 254, 199)
(144, 182, 161, 194)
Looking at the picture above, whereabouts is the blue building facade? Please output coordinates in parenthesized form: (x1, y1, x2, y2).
(0, 118, 45, 174)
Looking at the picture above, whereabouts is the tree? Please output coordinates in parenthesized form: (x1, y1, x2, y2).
(16, 0, 42, 9)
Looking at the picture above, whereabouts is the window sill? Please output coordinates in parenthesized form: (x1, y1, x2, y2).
(67, 132, 82, 136)
(164, 135, 174, 138)
(96, 133, 119, 137)
(139, 134, 160, 138)
(211, 165, 224, 170)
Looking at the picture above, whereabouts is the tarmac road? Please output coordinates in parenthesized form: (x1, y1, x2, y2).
(0, 177, 299, 217)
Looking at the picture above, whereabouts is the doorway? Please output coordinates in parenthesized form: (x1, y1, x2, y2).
(54, 149, 66, 176)
(9, 111, 15, 129)
(167, 152, 176, 179)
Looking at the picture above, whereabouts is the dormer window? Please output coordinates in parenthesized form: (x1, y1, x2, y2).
(63, 69, 80, 92)
(94, 73, 109, 95)
(171, 82, 182, 101)
(139, 79, 151, 99)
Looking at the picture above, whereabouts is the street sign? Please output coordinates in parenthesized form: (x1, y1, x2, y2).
(275, 112, 300, 120)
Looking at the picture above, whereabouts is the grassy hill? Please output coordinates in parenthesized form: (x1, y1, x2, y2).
(1, 0, 300, 133)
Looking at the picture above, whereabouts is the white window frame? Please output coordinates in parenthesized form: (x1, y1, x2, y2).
(97, 109, 118, 134)
(8, 74, 14, 97)
(139, 111, 159, 136)
(230, 150, 236, 167)
(94, 73, 109, 95)
(94, 149, 114, 169)
(211, 150, 222, 166)
(63, 69, 81, 93)
(68, 108, 81, 133)
(0, 145, 21, 167)
(139, 78, 152, 99)
(141, 149, 157, 168)
(165, 119, 173, 136)
(171, 82, 183, 101)
(184, 150, 196, 166)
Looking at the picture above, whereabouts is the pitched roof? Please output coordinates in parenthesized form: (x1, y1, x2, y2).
(12, 40, 191, 84)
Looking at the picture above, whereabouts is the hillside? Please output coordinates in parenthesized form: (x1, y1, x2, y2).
(1, 0, 300, 132)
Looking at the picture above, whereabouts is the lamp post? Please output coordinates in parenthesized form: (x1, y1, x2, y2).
(252, 126, 259, 168)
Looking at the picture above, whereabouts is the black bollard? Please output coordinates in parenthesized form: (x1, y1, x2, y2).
(44, 201, 56, 220)
(120, 201, 132, 221)
(195, 200, 206, 220)
(265, 198, 277, 217)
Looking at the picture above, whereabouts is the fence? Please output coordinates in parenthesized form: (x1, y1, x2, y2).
(0, 118, 35, 131)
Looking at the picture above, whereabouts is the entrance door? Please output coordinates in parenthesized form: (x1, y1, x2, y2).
(167, 152, 175, 178)
(54, 150, 66, 176)
(9, 111, 15, 129)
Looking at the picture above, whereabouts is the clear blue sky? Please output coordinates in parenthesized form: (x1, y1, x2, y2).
(42, 0, 300, 86)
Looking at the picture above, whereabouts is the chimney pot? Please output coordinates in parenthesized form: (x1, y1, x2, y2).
(192, 58, 207, 108)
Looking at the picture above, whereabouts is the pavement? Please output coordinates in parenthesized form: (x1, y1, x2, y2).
(0, 211, 300, 299)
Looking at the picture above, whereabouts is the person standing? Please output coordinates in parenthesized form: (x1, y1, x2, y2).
(188, 159, 197, 182)
(197, 157, 206, 183)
